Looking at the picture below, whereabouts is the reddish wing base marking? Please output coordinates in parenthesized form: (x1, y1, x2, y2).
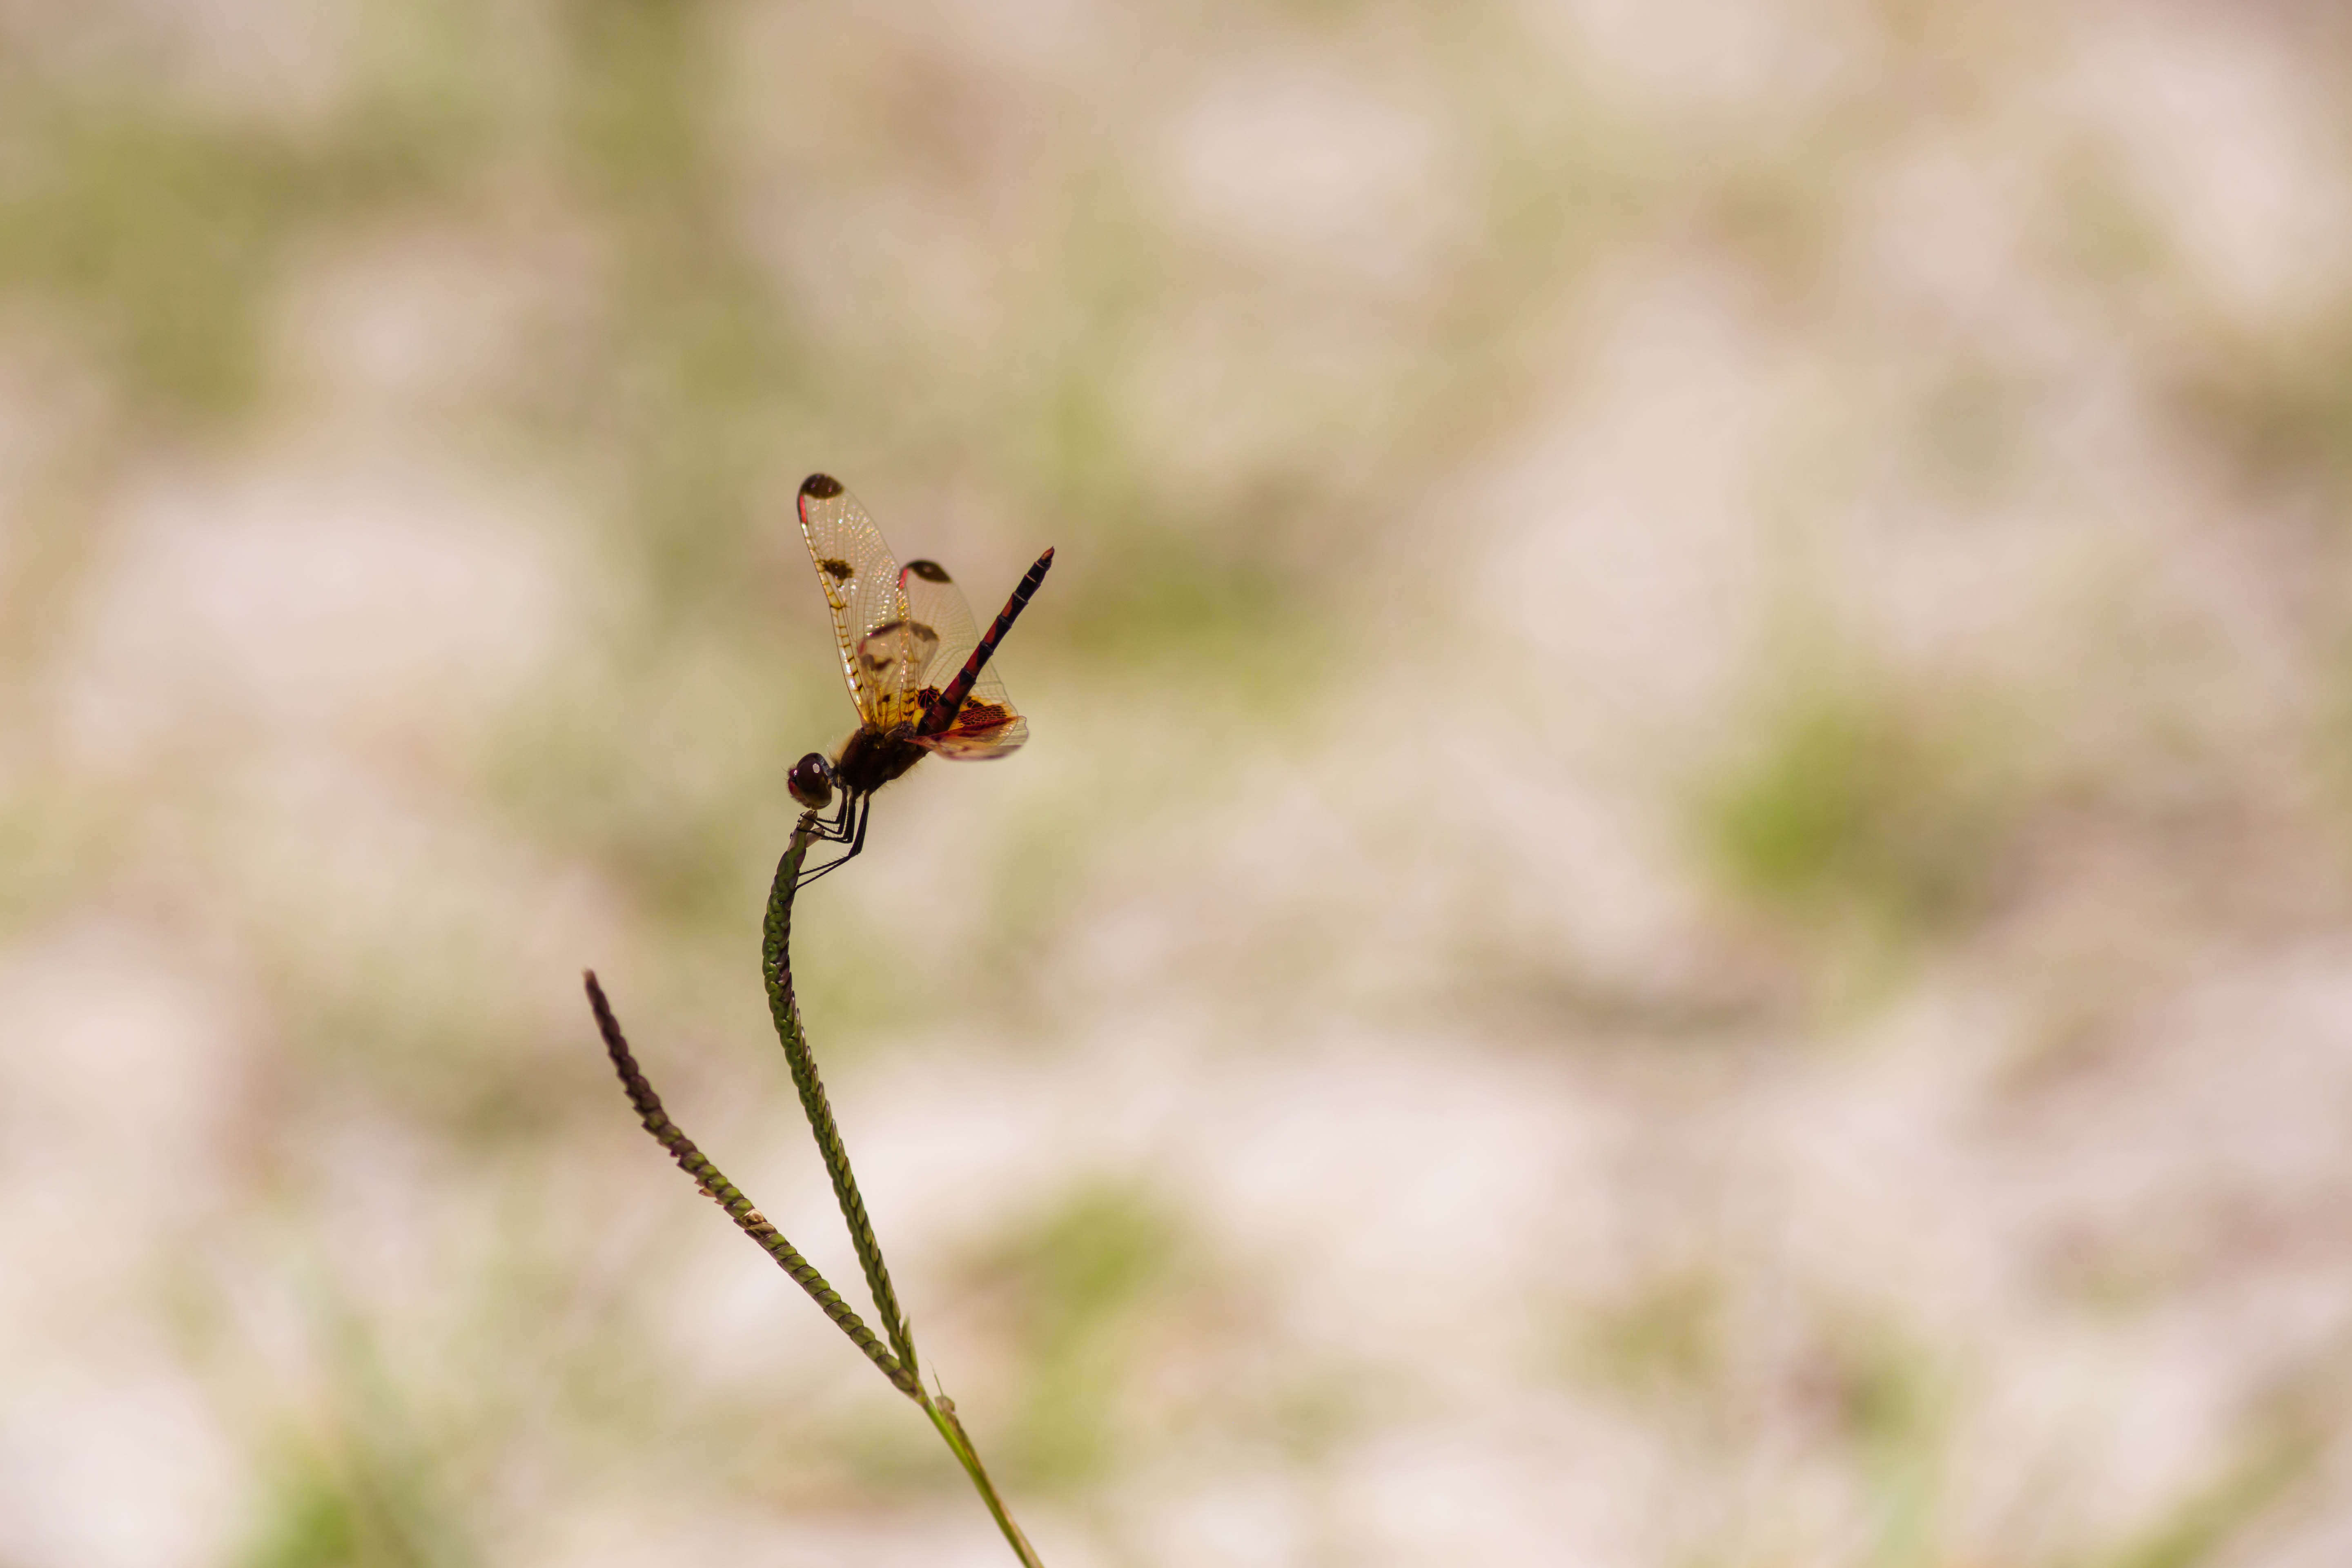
(917, 547, 1054, 741)
(914, 697, 1027, 757)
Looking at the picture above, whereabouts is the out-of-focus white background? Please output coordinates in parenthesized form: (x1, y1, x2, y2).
(7, 2, 2352, 1564)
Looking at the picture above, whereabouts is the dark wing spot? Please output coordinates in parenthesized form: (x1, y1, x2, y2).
(800, 473, 844, 499)
(909, 621, 935, 641)
(953, 701, 1013, 732)
(860, 621, 914, 672)
(906, 559, 952, 582)
(819, 557, 853, 580)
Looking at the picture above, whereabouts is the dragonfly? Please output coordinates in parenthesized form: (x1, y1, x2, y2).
(786, 472, 1054, 887)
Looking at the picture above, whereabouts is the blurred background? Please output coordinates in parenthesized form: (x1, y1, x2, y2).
(6, 1, 2352, 1564)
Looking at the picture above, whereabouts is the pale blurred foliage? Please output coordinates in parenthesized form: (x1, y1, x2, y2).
(5, 0, 2352, 1564)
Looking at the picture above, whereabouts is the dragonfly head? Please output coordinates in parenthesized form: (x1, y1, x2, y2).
(787, 751, 836, 810)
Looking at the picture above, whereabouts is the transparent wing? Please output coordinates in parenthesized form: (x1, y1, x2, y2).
(852, 613, 938, 733)
(917, 702, 1028, 758)
(796, 474, 909, 729)
(900, 557, 1029, 760)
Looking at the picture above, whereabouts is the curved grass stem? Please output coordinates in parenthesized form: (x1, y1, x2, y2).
(586, 812, 1043, 1563)
(584, 969, 913, 1391)
(762, 823, 918, 1378)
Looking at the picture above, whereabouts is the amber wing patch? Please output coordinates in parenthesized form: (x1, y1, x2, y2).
(797, 478, 911, 729)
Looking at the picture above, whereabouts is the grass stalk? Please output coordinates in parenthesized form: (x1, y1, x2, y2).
(586, 812, 1044, 1564)
(918, 1388, 1046, 1568)
(584, 970, 913, 1392)
(760, 825, 918, 1378)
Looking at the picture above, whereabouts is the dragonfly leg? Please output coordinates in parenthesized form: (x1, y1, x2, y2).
(793, 793, 872, 888)
(804, 788, 858, 845)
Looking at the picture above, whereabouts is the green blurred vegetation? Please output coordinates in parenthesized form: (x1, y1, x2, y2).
(230, 1290, 481, 1568)
(1582, 1267, 1726, 1410)
(0, 108, 305, 416)
(964, 1180, 1193, 1492)
(238, 1450, 470, 1568)
(0, 32, 493, 422)
(1703, 675, 2018, 949)
(2074, 1414, 2325, 1568)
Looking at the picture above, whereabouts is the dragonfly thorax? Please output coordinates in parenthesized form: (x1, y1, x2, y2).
(833, 724, 928, 798)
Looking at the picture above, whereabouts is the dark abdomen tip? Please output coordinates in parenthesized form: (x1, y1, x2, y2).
(800, 473, 844, 499)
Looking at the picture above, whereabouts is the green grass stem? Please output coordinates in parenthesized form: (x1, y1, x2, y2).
(761, 824, 918, 1378)
(586, 811, 1044, 1564)
(584, 969, 913, 1392)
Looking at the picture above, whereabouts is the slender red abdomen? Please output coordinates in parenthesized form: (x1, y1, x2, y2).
(919, 548, 1054, 736)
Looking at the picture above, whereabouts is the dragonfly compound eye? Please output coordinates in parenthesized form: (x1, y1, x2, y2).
(788, 752, 835, 809)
